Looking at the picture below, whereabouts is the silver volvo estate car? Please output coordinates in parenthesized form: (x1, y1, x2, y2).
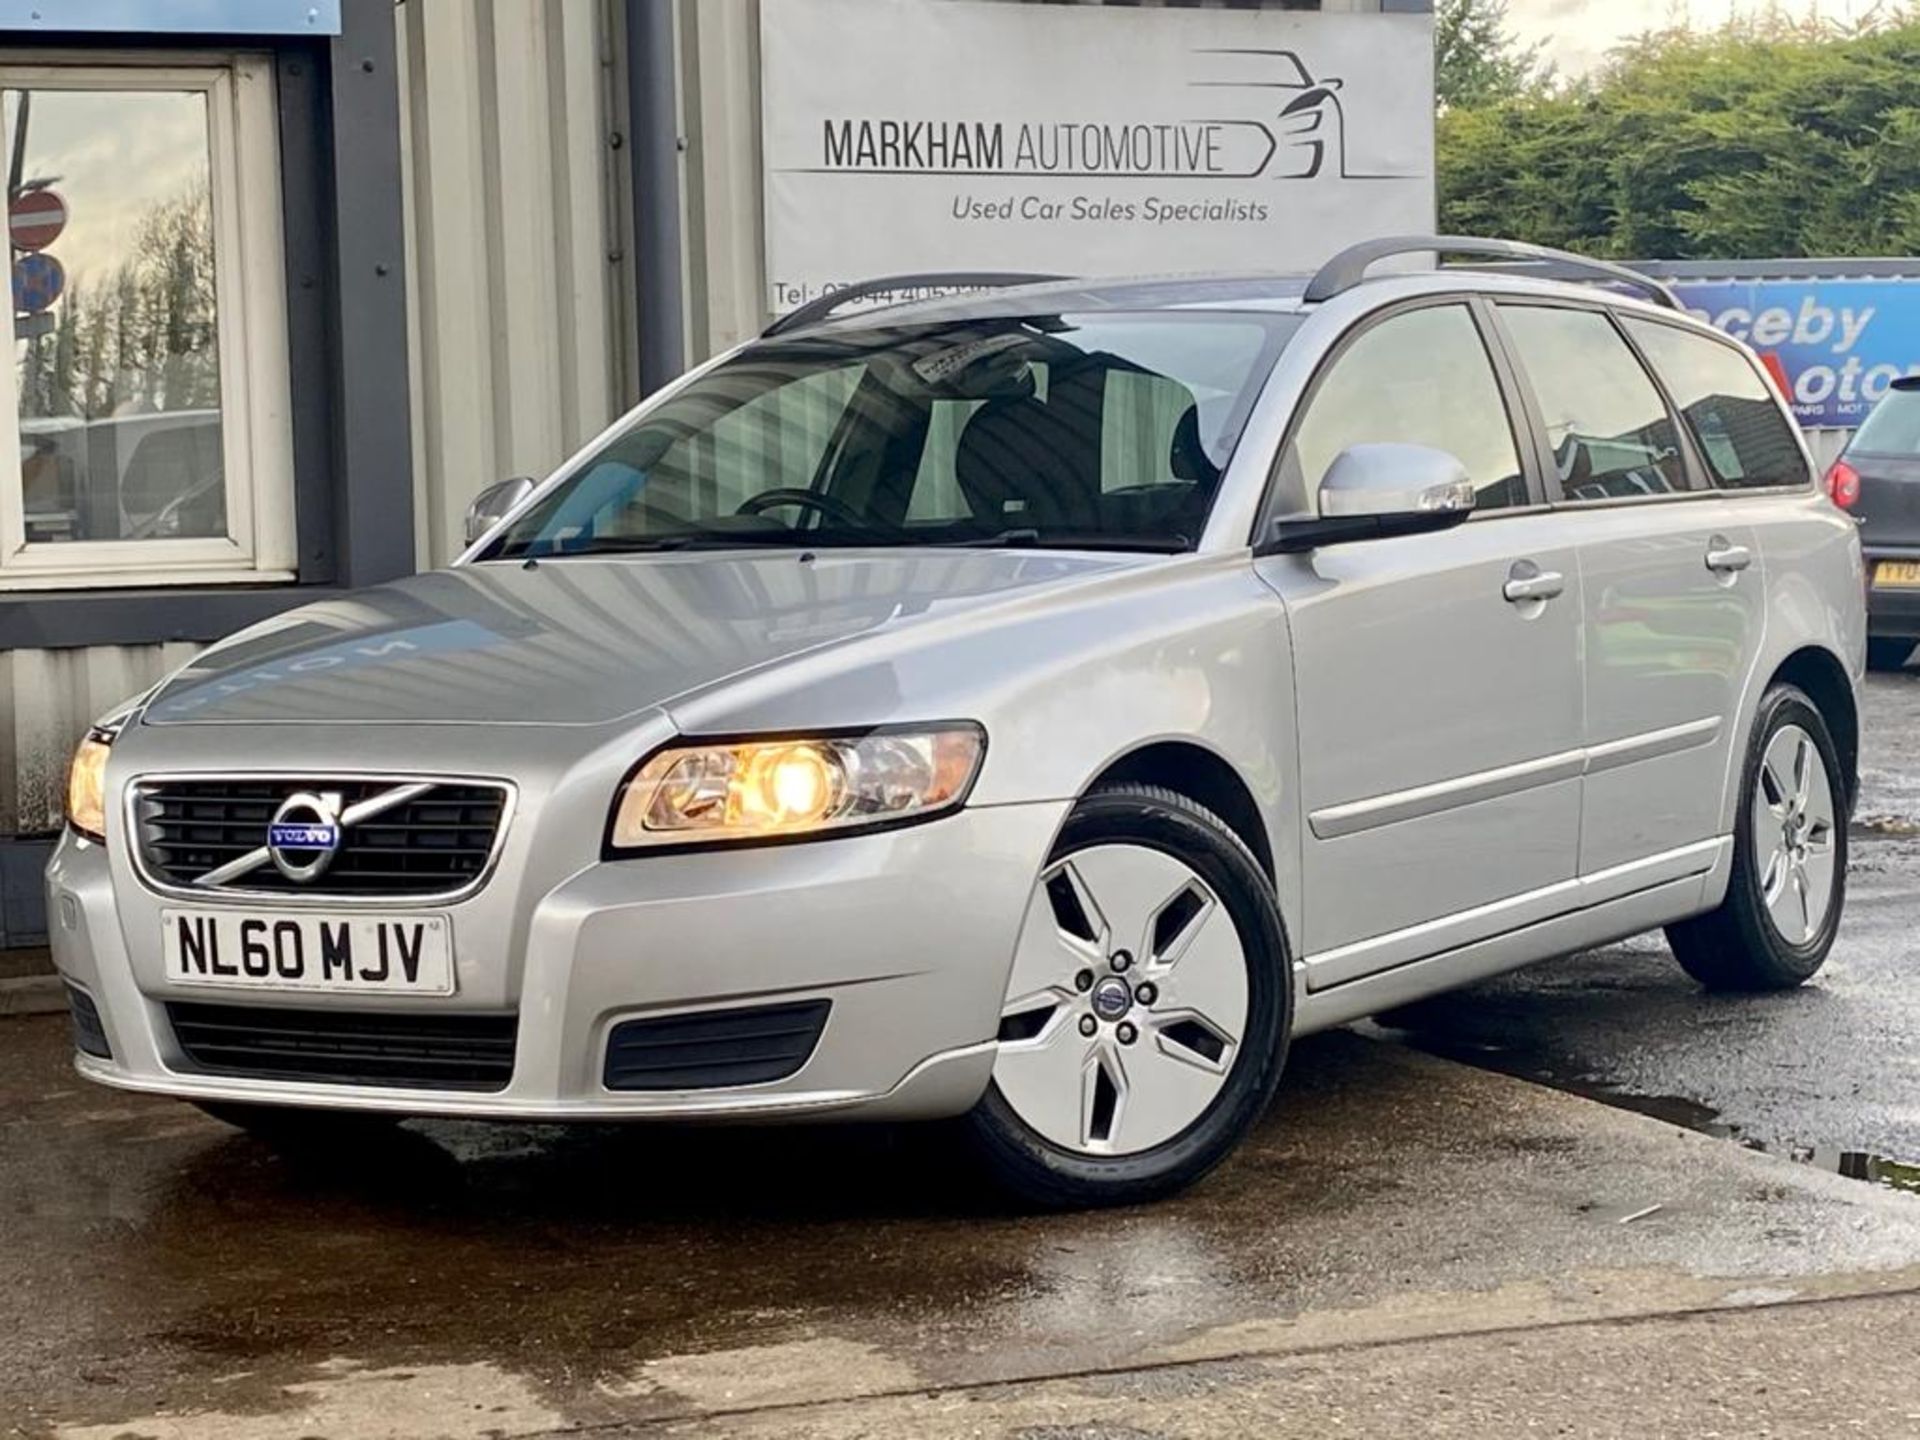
(49, 237, 1865, 1207)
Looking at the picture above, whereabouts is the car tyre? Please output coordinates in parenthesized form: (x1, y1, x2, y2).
(1665, 684, 1846, 992)
(965, 784, 1291, 1209)
(1867, 638, 1912, 672)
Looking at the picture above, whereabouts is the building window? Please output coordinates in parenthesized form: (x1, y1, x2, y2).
(0, 56, 293, 590)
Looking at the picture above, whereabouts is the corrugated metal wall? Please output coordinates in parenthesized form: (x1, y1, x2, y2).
(397, 0, 635, 569)
(2, 644, 201, 835)
(1, 2, 636, 845)
(679, 0, 766, 362)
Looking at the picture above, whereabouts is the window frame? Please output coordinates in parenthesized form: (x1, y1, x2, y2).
(1614, 310, 1816, 496)
(1255, 293, 1549, 539)
(1489, 299, 1751, 514)
(0, 52, 296, 591)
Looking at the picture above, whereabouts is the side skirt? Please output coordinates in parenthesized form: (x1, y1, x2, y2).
(1291, 839, 1730, 1036)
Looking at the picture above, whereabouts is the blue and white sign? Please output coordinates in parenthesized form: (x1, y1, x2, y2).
(11, 250, 62, 314)
(1670, 277, 1920, 428)
(0, 1, 339, 37)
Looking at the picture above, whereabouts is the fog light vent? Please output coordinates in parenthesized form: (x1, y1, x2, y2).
(66, 984, 111, 1059)
(603, 1000, 831, 1091)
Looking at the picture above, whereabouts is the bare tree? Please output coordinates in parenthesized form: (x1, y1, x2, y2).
(20, 179, 219, 421)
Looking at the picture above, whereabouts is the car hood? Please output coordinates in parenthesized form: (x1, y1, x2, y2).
(141, 550, 1147, 727)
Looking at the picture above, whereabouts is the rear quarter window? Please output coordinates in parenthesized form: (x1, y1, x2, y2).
(1623, 318, 1810, 490)
(1850, 380, 1920, 456)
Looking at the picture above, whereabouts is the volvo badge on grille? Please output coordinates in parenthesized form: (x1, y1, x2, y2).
(267, 791, 345, 881)
(174, 779, 442, 892)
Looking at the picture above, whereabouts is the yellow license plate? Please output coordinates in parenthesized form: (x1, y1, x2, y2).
(1877, 561, 1920, 588)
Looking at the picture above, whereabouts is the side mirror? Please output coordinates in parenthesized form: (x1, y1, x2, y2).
(464, 476, 536, 545)
(1262, 444, 1476, 555)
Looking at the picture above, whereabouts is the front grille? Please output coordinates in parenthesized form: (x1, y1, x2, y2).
(168, 1002, 518, 1091)
(135, 779, 509, 897)
(67, 985, 111, 1059)
(603, 1000, 831, 1091)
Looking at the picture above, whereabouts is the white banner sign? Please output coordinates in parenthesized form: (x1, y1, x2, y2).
(760, 0, 1435, 316)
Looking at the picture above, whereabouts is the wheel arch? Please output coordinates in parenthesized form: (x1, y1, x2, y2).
(1085, 740, 1276, 885)
(1769, 644, 1859, 812)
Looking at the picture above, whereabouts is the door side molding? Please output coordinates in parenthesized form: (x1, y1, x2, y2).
(1309, 748, 1585, 840)
(1308, 716, 1723, 840)
(1584, 715, 1723, 775)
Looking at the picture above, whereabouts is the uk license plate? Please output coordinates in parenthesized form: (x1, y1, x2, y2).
(161, 909, 454, 994)
(1876, 560, 1920, 588)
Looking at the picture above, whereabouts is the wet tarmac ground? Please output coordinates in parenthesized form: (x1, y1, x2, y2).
(1377, 670, 1920, 1193)
(12, 1010, 1920, 1438)
(7, 676, 1920, 1436)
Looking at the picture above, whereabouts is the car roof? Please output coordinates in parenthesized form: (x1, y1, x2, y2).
(781, 266, 1693, 338)
(807, 274, 1313, 331)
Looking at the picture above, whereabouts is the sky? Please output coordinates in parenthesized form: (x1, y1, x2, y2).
(8, 86, 209, 291)
(1505, 0, 1887, 78)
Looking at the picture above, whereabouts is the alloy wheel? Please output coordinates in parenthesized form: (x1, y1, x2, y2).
(992, 842, 1250, 1156)
(1751, 721, 1838, 946)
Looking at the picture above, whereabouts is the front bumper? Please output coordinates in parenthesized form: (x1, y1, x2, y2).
(46, 800, 1067, 1121)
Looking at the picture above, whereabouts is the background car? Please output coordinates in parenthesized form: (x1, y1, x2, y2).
(1826, 375, 1920, 669)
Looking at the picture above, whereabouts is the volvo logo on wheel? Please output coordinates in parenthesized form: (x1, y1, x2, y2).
(1090, 975, 1133, 1022)
(267, 791, 345, 881)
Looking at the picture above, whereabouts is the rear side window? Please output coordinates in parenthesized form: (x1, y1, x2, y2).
(1849, 378, 1920, 456)
(1498, 305, 1688, 501)
(1290, 304, 1528, 510)
(1624, 319, 1809, 489)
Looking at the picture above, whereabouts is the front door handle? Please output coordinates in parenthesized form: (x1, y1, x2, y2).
(1706, 536, 1752, 574)
(1503, 560, 1566, 604)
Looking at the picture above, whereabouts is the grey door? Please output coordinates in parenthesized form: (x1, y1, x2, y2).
(1257, 302, 1584, 984)
(1498, 305, 1771, 880)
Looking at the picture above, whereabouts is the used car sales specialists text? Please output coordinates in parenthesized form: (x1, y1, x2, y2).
(951, 193, 1270, 224)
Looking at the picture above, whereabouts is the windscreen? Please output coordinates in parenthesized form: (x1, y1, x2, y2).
(1850, 379, 1920, 456)
(481, 312, 1295, 560)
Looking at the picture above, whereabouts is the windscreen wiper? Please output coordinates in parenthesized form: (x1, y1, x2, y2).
(936, 528, 1043, 547)
(515, 533, 805, 559)
(935, 529, 1190, 553)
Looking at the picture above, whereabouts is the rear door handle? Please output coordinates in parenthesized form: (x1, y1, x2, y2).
(1706, 536, 1752, 574)
(1503, 560, 1565, 604)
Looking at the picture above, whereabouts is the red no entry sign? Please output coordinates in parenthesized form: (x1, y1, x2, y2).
(10, 188, 66, 253)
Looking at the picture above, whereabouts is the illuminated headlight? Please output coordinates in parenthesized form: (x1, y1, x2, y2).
(66, 730, 113, 843)
(608, 725, 986, 850)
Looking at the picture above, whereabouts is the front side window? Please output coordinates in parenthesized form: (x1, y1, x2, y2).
(1624, 319, 1809, 490)
(484, 313, 1291, 558)
(1287, 304, 1529, 512)
(0, 60, 293, 588)
(1499, 305, 1688, 502)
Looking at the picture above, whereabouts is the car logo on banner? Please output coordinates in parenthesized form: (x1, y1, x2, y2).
(267, 791, 345, 881)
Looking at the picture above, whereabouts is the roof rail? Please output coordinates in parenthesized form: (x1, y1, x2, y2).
(1304, 235, 1682, 312)
(762, 272, 1070, 338)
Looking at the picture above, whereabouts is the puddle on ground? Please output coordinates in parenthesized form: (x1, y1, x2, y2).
(1782, 1147, 1920, 1195)
(1386, 1028, 1920, 1200)
(1850, 814, 1920, 840)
